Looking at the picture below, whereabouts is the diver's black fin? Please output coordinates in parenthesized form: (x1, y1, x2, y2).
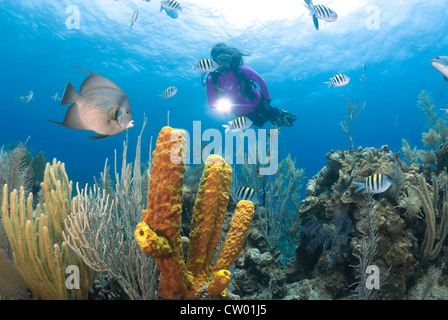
(272, 110, 297, 127)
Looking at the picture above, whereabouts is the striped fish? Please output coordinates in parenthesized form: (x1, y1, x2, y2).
(223, 116, 253, 133)
(161, 0, 182, 11)
(304, 0, 338, 30)
(234, 187, 256, 202)
(353, 173, 392, 194)
(161, 0, 182, 18)
(191, 59, 218, 72)
(325, 74, 350, 87)
(160, 86, 177, 99)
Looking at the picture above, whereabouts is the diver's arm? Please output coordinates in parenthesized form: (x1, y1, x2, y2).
(239, 65, 271, 101)
(206, 75, 218, 108)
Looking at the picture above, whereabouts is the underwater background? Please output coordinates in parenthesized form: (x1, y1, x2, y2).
(2, 0, 448, 301)
(2, 0, 447, 184)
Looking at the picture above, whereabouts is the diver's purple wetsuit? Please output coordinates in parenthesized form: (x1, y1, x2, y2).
(206, 65, 271, 116)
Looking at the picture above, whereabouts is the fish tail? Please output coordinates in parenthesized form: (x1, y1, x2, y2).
(352, 182, 365, 193)
(222, 124, 230, 133)
(190, 62, 197, 70)
(324, 81, 333, 87)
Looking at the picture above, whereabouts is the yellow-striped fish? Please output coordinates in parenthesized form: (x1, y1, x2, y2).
(325, 73, 350, 87)
(160, 86, 177, 99)
(191, 59, 218, 72)
(160, 0, 182, 19)
(304, 0, 338, 30)
(353, 173, 391, 194)
(223, 116, 253, 133)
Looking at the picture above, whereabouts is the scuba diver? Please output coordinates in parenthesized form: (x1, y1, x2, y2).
(205, 43, 296, 128)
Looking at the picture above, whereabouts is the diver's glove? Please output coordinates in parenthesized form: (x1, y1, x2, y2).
(271, 110, 297, 127)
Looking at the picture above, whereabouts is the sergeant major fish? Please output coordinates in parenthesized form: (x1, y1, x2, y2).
(234, 187, 255, 201)
(325, 74, 350, 87)
(48, 67, 135, 140)
(160, 86, 177, 99)
(191, 59, 218, 73)
(223, 116, 253, 133)
(353, 173, 391, 194)
(431, 56, 448, 81)
(303, 0, 338, 30)
(160, 0, 182, 19)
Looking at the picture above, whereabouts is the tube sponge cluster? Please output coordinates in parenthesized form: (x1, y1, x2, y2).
(134, 126, 255, 299)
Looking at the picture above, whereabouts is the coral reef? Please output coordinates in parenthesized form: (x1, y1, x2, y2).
(134, 126, 255, 299)
(288, 144, 447, 299)
(1, 159, 96, 299)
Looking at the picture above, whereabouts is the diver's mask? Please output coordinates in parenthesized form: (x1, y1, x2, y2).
(214, 54, 232, 72)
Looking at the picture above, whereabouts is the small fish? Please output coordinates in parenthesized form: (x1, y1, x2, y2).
(325, 74, 350, 87)
(361, 74, 367, 87)
(51, 92, 60, 102)
(233, 186, 256, 202)
(353, 173, 391, 194)
(160, 0, 182, 19)
(191, 59, 218, 72)
(440, 105, 448, 113)
(431, 56, 448, 81)
(395, 115, 399, 125)
(160, 86, 177, 99)
(48, 67, 135, 140)
(303, 0, 338, 30)
(223, 116, 253, 133)
(363, 61, 368, 72)
(26, 90, 34, 103)
(131, 11, 138, 29)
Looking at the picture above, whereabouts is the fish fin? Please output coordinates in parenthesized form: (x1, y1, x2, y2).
(60, 81, 80, 105)
(324, 81, 333, 87)
(73, 67, 123, 94)
(223, 124, 230, 133)
(352, 182, 365, 193)
(50, 103, 88, 130)
(313, 14, 319, 30)
(304, 0, 313, 7)
(87, 134, 110, 140)
(165, 9, 178, 19)
(444, 76, 448, 81)
(190, 62, 197, 70)
(108, 109, 117, 120)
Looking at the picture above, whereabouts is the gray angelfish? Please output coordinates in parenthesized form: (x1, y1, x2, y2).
(48, 67, 135, 139)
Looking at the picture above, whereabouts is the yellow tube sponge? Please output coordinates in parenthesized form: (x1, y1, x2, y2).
(135, 126, 191, 299)
(135, 126, 253, 299)
(134, 221, 172, 258)
(207, 269, 231, 296)
(186, 154, 232, 286)
(212, 200, 255, 272)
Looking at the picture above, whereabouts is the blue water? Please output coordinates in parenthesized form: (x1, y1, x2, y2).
(1, 0, 447, 185)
